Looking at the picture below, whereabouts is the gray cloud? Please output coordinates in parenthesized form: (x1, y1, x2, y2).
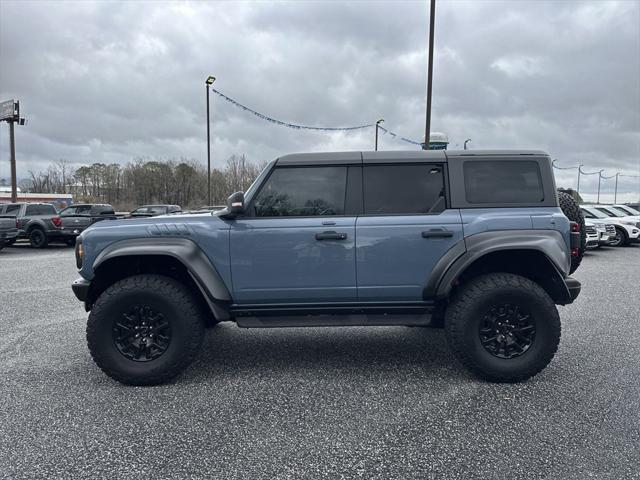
(0, 0, 638, 202)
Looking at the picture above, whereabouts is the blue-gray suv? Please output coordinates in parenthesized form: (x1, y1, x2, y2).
(72, 150, 583, 385)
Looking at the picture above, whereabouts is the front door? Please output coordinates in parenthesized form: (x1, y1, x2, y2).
(230, 164, 358, 304)
(356, 163, 463, 301)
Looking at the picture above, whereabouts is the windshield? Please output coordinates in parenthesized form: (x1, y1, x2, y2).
(595, 206, 626, 218)
(617, 205, 640, 215)
(581, 207, 608, 219)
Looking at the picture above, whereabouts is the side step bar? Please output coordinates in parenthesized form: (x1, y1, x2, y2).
(230, 302, 436, 328)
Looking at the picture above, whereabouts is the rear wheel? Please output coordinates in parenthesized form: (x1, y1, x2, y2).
(29, 228, 48, 248)
(557, 192, 585, 274)
(445, 273, 561, 383)
(86, 274, 205, 385)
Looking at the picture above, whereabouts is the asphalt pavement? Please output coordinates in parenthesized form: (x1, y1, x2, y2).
(1, 242, 639, 479)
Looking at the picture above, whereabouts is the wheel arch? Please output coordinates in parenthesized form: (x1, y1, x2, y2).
(428, 231, 574, 305)
(87, 238, 231, 321)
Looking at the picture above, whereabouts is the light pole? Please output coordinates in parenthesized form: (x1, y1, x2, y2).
(205, 75, 216, 206)
(577, 164, 584, 194)
(374, 118, 384, 151)
(596, 169, 604, 204)
(614, 173, 619, 204)
(463, 138, 471, 150)
(423, 0, 436, 150)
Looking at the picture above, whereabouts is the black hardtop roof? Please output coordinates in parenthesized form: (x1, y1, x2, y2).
(276, 150, 550, 165)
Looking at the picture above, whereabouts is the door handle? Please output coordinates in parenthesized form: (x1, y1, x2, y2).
(421, 229, 454, 238)
(315, 231, 348, 241)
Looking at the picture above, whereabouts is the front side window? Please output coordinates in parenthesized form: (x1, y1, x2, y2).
(252, 166, 347, 217)
(464, 161, 544, 204)
(363, 164, 445, 215)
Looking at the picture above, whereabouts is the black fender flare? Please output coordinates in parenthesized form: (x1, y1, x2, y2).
(425, 230, 573, 303)
(93, 237, 232, 304)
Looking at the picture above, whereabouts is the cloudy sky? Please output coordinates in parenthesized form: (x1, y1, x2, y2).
(1, 0, 639, 201)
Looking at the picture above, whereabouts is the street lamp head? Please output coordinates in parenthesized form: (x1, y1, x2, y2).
(205, 76, 216, 85)
(376, 118, 384, 125)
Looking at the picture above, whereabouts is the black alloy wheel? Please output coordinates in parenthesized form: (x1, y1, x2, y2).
(29, 229, 47, 248)
(113, 305, 172, 362)
(479, 303, 536, 359)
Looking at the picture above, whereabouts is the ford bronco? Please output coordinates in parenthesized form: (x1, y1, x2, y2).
(72, 150, 583, 385)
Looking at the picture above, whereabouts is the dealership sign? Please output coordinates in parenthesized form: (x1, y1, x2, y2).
(0, 99, 18, 122)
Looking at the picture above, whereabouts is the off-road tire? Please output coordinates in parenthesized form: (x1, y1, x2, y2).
(557, 191, 585, 274)
(610, 227, 628, 247)
(87, 274, 205, 385)
(445, 273, 561, 383)
(29, 228, 48, 248)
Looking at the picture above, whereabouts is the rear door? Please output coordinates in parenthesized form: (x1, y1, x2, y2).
(356, 160, 463, 301)
(230, 163, 359, 304)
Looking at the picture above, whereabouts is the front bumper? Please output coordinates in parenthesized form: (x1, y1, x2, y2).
(60, 228, 84, 238)
(72, 277, 90, 303)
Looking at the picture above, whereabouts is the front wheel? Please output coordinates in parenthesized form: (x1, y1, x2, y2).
(86, 274, 205, 385)
(609, 227, 628, 247)
(445, 273, 561, 383)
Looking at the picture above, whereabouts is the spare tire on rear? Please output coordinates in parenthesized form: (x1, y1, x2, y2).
(557, 191, 585, 274)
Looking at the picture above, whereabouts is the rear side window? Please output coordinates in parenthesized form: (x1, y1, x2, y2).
(25, 204, 56, 216)
(253, 166, 347, 217)
(363, 164, 445, 215)
(464, 161, 544, 204)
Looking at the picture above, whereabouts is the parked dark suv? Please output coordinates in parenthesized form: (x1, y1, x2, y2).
(72, 150, 582, 386)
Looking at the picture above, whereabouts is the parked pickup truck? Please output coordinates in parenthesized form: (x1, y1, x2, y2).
(0, 215, 19, 250)
(73, 150, 583, 386)
(59, 204, 117, 246)
(0, 202, 62, 248)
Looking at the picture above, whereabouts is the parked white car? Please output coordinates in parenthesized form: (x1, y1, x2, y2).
(581, 205, 640, 247)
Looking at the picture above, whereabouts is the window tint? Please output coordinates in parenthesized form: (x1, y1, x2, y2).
(464, 161, 544, 204)
(75, 205, 92, 215)
(363, 164, 445, 215)
(148, 206, 167, 215)
(25, 204, 56, 216)
(253, 166, 347, 217)
(92, 205, 115, 215)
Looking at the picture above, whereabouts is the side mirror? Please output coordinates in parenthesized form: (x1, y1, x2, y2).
(223, 191, 245, 218)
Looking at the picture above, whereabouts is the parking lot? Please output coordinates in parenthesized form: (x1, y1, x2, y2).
(0, 243, 639, 479)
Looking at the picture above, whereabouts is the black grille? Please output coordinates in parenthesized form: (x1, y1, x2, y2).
(606, 225, 616, 235)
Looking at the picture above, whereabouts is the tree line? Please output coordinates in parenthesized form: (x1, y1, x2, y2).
(21, 155, 266, 210)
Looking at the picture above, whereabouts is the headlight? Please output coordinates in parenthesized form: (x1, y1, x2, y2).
(621, 221, 636, 226)
(596, 225, 606, 232)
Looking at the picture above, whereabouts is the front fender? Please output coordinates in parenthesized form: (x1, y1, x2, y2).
(92, 237, 232, 302)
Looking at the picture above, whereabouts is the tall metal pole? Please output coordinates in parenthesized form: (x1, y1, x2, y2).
(577, 164, 583, 194)
(375, 118, 384, 151)
(464, 138, 471, 150)
(375, 123, 379, 151)
(9, 120, 17, 203)
(423, 0, 436, 150)
(206, 84, 211, 206)
(597, 170, 604, 204)
(614, 173, 619, 204)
